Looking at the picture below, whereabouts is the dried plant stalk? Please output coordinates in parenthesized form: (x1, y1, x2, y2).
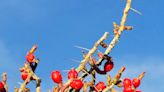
(76, 32, 108, 72)
(83, 81, 94, 92)
(103, 66, 125, 92)
(103, 1, 132, 91)
(97, 0, 132, 65)
(2, 72, 8, 92)
(19, 45, 41, 92)
(19, 69, 41, 92)
(36, 87, 40, 92)
(138, 72, 145, 80)
(81, 0, 133, 81)
(59, 79, 73, 92)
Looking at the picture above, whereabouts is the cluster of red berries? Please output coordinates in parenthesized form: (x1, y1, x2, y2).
(51, 70, 111, 92)
(51, 69, 109, 91)
(20, 52, 36, 81)
(51, 68, 83, 90)
(21, 45, 37, 80)
(51, 52, 114, 91)
(123, 78, 141, 92)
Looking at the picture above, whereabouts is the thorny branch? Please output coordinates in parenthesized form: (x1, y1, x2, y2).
(81, 0, 133, 82)
(76, 32, 109, 73)
(19, 45, 41, 92)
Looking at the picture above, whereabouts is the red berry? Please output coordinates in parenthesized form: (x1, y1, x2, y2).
(68, 68, 78, 79)
(21, 72, 28, 81)
(132, 78, 141, 88)
(123, 78, 132, 88)
(0, 81, 4, 90)
(104, 61, 114, 72)
(95, 82, 106, 92)
(70, 79, 83, 90)
(26, 53, 35, 63)
(51, 70, 62, 84)
(21, 72, 33, 81)
(136, 90, 141, 92)
(123, 86, 133, 92)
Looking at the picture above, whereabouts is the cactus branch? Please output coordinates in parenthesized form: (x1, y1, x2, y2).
(96, 0, 132, 66)
(76, 32, 109, 73)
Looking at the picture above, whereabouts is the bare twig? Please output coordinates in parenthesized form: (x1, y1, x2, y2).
(103, 66, 126, 92)
(76, 32, 109, 73)
(97, 0, 132, 66)
(2, 72, 8, 92)
(138, 72, 146, 80)
(19, 45, 41, 92)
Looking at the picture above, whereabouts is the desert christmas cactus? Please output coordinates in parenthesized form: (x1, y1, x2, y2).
(50, 0, 145, 92)
(0, 0, 145, 92)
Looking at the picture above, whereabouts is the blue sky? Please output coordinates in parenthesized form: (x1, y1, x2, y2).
(0, 0, 164, 92)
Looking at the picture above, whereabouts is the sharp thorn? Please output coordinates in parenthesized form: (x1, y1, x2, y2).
(70, 59, 81, 63)
(130, 7, 142, 15)
(74, 45, 90, 51)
